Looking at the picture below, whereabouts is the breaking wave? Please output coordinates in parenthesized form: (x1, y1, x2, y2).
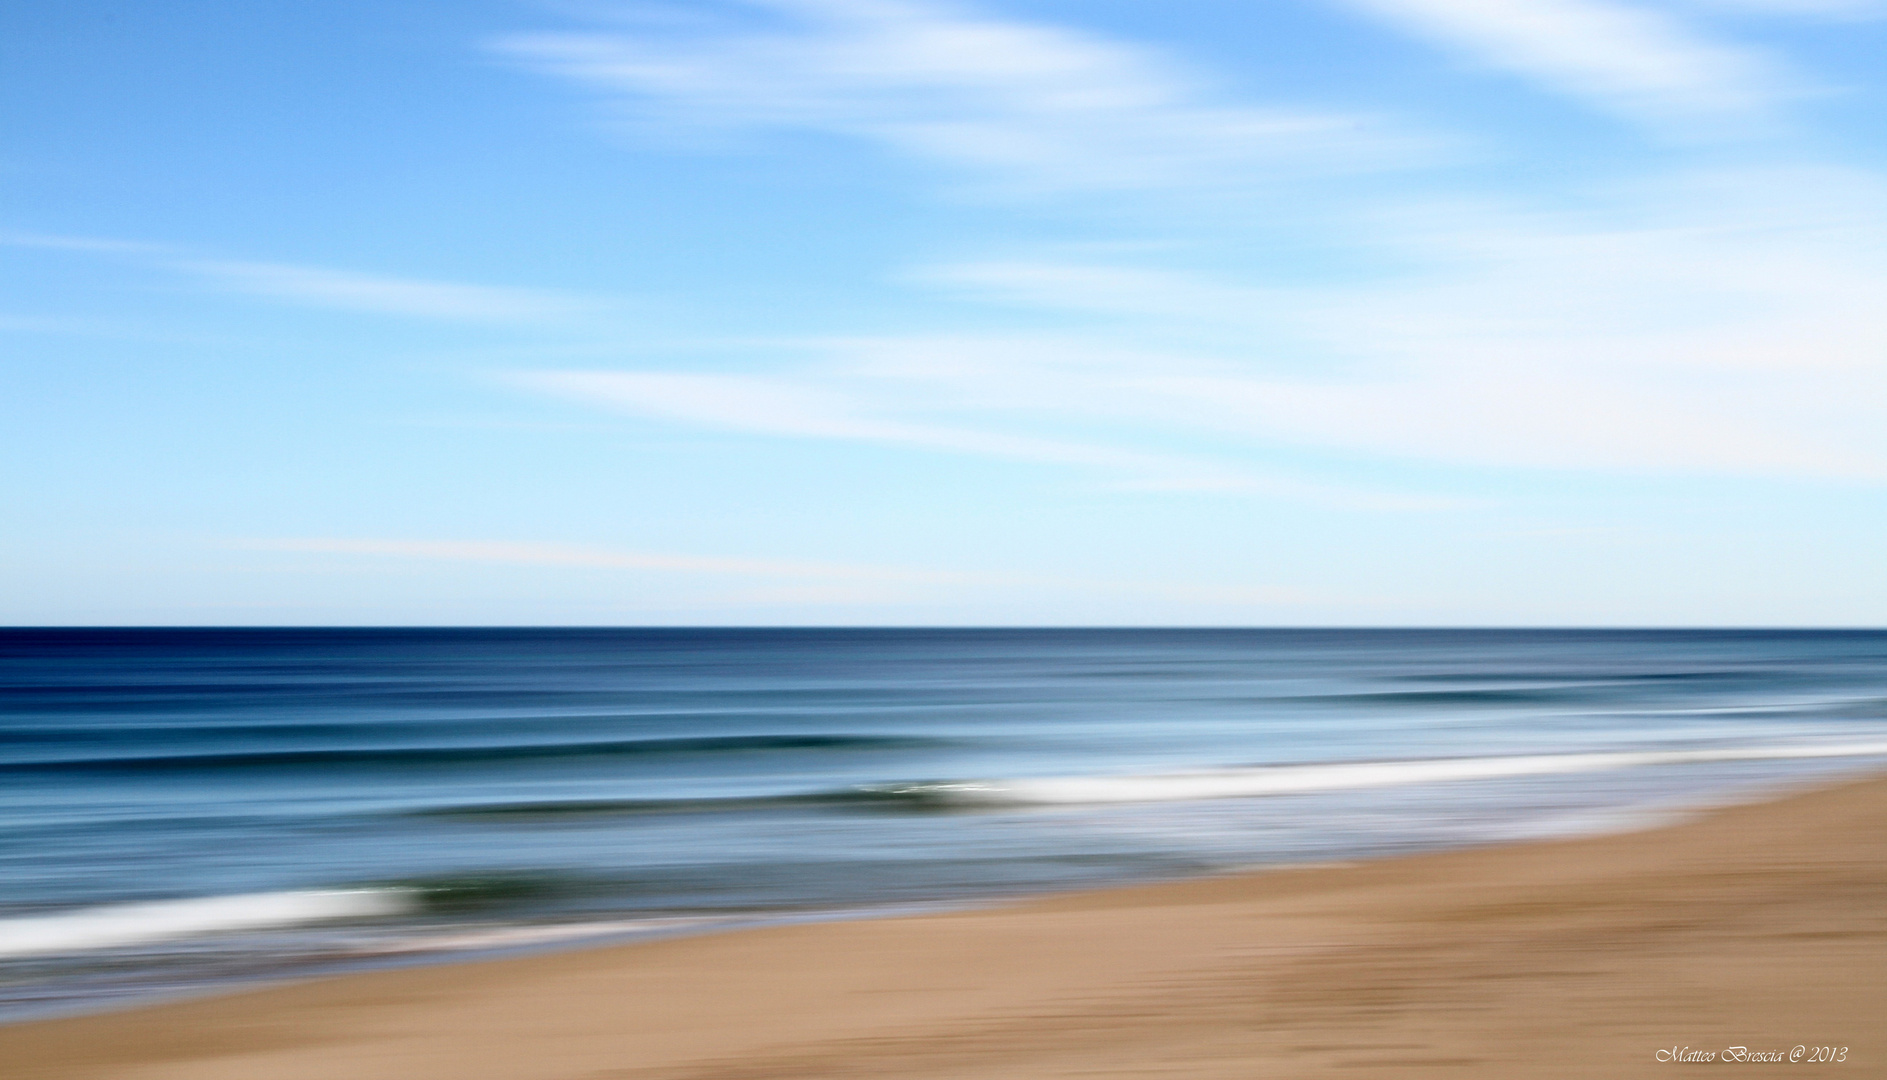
(0, 889, 416, 959)
(860, 740, 1887, 806)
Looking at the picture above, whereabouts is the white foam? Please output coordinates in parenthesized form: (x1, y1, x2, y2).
(353, 916, 732, 956)
(923, 740, 1887, 806)
(0, 889, 415, 960)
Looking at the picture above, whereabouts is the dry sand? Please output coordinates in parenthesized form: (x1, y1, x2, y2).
(5, 774, 1884, 1079)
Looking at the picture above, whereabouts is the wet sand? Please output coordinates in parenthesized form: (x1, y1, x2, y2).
(5, 774, 1884, 1079)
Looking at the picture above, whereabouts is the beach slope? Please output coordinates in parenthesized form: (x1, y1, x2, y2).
(5, 775, 1884, 1079)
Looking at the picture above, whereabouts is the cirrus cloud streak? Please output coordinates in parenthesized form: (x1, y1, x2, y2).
(496, 0, 1407, 194)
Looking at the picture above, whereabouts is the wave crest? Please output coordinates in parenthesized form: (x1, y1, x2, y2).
(0, 889, 415, 959)
(863, 740, 1887, 807)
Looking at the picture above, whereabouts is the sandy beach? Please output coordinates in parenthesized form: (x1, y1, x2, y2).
(4, 773, 1882, 1080)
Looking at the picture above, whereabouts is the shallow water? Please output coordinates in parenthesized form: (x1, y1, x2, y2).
(3, 628, 1885, 1018)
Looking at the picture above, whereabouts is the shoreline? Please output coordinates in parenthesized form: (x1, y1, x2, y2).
(0, 768, 1822, 1027)
(4, 772, 1883, 1079)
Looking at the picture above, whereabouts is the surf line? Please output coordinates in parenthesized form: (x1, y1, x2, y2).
(0, 889, 415, 959)
(880, 740, 1887, 806)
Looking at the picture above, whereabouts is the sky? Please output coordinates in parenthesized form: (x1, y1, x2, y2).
(3, 0, 1885, 625)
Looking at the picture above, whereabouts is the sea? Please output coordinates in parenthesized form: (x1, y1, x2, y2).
(4, 628, 1886, 1021)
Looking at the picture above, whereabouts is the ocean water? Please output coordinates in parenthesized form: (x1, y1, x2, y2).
(3, 628, 1886, 1019)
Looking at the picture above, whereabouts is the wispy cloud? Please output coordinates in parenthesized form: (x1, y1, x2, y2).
(513, 165, 1887, 488)
(1335, 0, 1785, 128)
(918, 261, 1287, 325)
(888, 341, 1875, 482)
(238, 538, 1334, 610)
(175, 260, 594, 323)
(514, 367, 1450, 507)
(0, 231, 168, 255)
(516, 369, 1228, 476)
(4, 231, 593, 325)
(887, 170, 1887, 480)
(239, 538, 981, 583)
(496, 0, 1403, 193)
(1683, 0, 1885, 16)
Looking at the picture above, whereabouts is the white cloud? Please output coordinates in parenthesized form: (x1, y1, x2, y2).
(918, 261, 1288, 324)
(239, 538, 1333, 611)
(510, 167, 1887, 487)
(177, 261, 592, 323)
(239, 538, 979, 583)
(3, 232, 595, 325)
(827, 332, 1882, 482)
(518, 368, 1250, 484)
(0, 231, 169, 255)
(516, 367, 1452, 507)
(1680, 0, 1885, 16)
(1335, 0, 1784, 127)
(497, 0, 1399, 193)
(879, 170, 1887, 480)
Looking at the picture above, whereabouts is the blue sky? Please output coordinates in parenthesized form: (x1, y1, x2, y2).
(4, 0, 1884, 625)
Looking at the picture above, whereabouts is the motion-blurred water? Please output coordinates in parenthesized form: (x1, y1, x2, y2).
(4, 628, 1885, 1018)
